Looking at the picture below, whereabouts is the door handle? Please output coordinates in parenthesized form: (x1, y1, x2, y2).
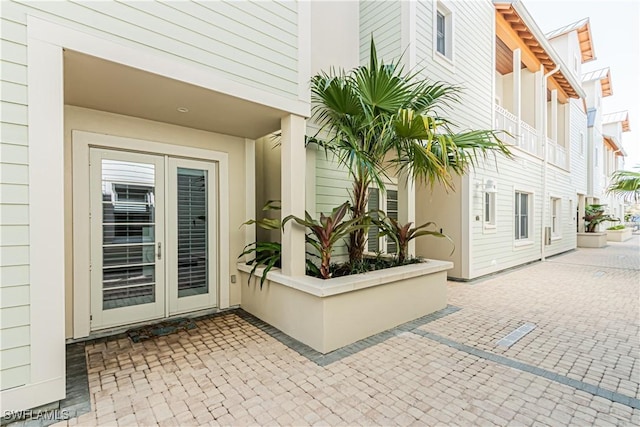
(157, 242, 162, 260)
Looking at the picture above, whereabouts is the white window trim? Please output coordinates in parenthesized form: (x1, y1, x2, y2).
(432, 1, 455, 69)
(483, 190, 497, 234)
(550, 196, 562, 240)
(513, 189, 535, 248)
(579, 131, 585, 158)
(365, 183, 399, 255)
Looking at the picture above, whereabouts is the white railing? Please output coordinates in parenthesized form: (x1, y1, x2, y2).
(546, 138, 567, 169)
(494, 104, 517, 146)
(495, 104, 541, 157)
(520, 121, 542, 157)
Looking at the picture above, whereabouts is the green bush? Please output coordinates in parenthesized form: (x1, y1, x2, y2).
(607, 224, 626, 230)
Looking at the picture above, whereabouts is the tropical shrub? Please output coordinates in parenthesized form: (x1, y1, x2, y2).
(239, 200, 282, 288)
(374, 213, 453, 263)
(310, 38, 511, 264)
(606, 224, 626, 230)
(282, 202, 367, 279)
(584, 204, 619, 233)
(606, 167, 640, 203)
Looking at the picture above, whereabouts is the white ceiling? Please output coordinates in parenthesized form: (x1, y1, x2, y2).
(64, 50, 285, 140)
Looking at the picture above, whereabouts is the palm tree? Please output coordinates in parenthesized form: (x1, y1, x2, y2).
(310, 39, 511, 263)
(606, 167, 640, 203)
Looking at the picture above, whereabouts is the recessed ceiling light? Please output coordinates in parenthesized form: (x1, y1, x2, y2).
(177, 107, 189, 113)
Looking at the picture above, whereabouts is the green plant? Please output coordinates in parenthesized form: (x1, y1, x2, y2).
(239, 200, 282, 288)
(282, 201, 367, 279)
(606, 224, 626, 230)
(310, 38, 511, 264)
(606, 167, 640, 203)
(584, 204, 619, 233)
(374, 213, 453, 263)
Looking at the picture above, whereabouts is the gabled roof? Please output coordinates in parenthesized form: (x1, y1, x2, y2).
(602, 111, 631, 132)
(546, 18, 595, 63)
(582, 67, 612, 97)
(494, 1, 585, 100)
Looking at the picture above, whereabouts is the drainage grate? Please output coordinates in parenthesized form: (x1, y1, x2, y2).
(496, 322, 536, 347)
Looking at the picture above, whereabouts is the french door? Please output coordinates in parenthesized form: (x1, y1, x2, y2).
(89, 148, 217, 330)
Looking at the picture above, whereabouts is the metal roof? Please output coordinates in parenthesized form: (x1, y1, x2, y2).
(582, 67, 613, 97)
(546, 17, 595, 63)
(602, 111, 631, 132)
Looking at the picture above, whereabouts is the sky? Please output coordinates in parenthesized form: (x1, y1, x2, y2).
(523, 0, 640, 168)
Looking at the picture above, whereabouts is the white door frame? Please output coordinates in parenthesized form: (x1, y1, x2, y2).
(72, 130, 230, 338)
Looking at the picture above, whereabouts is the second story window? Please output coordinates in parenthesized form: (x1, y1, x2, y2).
(515, 191, 531, 241)
(434, 3, 453, 61)
(437, 12, 446, 55)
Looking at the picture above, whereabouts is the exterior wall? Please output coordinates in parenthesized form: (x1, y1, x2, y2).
(549, 31, 582, 80)
(359, 0, 402, 63)
(569, 100, 588, 195)
(413, 0, 495, 279)
(1, 0, 300, 100)
(64, 106, 248, 338)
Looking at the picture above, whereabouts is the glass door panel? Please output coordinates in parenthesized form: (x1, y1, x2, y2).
(90, 149, 165, 329)
(169, 158, 217, 314)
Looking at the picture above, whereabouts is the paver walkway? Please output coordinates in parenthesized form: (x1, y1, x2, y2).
(51, 237, 638, 426)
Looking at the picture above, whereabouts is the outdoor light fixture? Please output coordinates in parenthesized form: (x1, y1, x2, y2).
(476, 179, 498, 194)
(484, 179, 498, 193)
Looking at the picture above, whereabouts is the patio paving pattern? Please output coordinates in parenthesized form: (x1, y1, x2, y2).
(48, 237, 639, 426)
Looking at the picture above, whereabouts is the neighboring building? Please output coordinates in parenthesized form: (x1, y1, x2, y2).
(601, 111, 631, 221)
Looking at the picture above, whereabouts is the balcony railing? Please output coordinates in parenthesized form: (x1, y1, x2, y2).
(494, 104, 542, 157)
(546, 138, 567, 169)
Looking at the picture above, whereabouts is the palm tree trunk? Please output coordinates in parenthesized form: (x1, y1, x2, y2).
(348, 173, 369, 264)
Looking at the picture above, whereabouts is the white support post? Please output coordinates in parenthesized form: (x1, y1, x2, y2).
(513, 48, 522, 143)
(281, 114, 307, 276)
(244, 139, 256, 253)
(398, 172, 416, 257)
(551, 89, 558, 142)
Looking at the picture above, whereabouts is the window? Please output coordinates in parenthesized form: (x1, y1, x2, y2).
(436, 12, 446, 55)
(551, 197, 561, 238)
(579, 132, 585, 156)
(484, 191, 496, 228)
(434, 3, 453, 61)
(514, 191, 530, 241)
(367, 187, 398, 254)
(573, 55, 579, 74)
(595, 146, 599, 167)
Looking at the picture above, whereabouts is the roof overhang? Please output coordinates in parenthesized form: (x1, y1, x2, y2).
(494, 1, 586, 102)
(603, 111, 631, 132)
(603, 135, 626, 157)
(546, 18, 595, 63)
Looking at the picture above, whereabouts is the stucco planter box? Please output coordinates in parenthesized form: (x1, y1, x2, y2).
(606, 228, 632, 242)
(237, 260, 453, 354)
(577, 232, 607, 248)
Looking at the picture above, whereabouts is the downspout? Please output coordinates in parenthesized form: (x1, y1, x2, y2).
(541, 65, 560, 261)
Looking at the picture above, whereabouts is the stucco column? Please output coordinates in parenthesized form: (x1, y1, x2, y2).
(398, 172, 416, 257)
(513, 48, 522, 145)
(578, 195, 586, 233)
(281, 114, 306, 276)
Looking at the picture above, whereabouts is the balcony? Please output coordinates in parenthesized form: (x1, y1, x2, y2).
(494, 104, 542, 157)
(546, 138, 567, 169)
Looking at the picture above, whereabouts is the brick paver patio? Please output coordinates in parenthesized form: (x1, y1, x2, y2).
(50, 237, 639, 426)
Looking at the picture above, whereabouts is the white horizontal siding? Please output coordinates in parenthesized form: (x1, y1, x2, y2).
(0, 225, 29, 246)
(3, 0, 300, 99)
(472, 155, 544, 275)
(0, 364, 29, 390)
(415, 0, 494, 131)
(0, 285, 29, 308)
(0, 265, 29, 287)
(0, 123, 28, 145)
(569, 100, 588, 195)
(0, 346, 30, 370)
(359, 0, 402, 63)
(0, 325, 29, 350)
(0, 184, 28, 204)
